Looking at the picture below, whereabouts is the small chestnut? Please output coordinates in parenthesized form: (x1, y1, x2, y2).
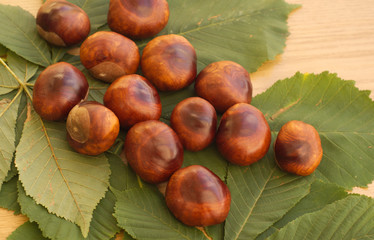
(66, 101, 120, 156)
(32, 62, 89, 121)
(103, 74, 162, 129)
(141, 34, 197, 91)
(36, 0, 90, 47)
(274, 120, 323, 176)
(165, 165, 231, 227)
(170, 97, 217, 151)
(108, 0, 169, 39)
(195, 61, 252, 113)
(80, 31, 140, 83)
(124, 120, 183, 184)
(216, 103, 271, 166)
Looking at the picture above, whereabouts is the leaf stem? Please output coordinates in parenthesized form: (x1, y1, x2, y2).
(0, 58, 33, 101)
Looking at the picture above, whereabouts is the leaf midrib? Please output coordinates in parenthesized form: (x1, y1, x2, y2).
(231, 166, 277, 240)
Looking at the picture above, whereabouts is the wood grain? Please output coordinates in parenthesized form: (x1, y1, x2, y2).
(0, 0, 374, 239)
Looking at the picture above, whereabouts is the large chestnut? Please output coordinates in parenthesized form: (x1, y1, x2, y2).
(195, 61, 252, 113)
(66, 101, 120, 155)
(124, 120, 183, 184)
(80, 31, 140, 83)
(108, 0, 169, 39)
(170, 97, 217, 151)
(141, 34, 197, 91)
(274, 120, 323, 176)
(165, 165, 231, 226)
(216, 103, 271, 166)
(103, 74, 161, 129)
(32, 62, 89, 121)
(36, 0, 90, 47)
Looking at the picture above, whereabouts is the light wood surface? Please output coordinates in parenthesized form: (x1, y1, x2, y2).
(0, 0, 374, 239)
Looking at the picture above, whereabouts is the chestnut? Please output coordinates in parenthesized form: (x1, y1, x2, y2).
(124, 120, 183, 184)
(103, 74, 161, 129)
(216, 103, 271, 166)
(36, 0, 90, 47)
(195, 61, 252, 113)
(141, 34, 197, 91)
(274, 120, 323, 176)
(66, 101, 120, 155)
(107, 0, 169, 39)
(32, 62, 89, 121)
(80, 31, 140, 83)
(165, 165, 231, 226)
(170, 97, 217, 151)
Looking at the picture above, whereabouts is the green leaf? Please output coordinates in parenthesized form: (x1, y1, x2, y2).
(0, 176, 20, 214)
(224, 138, 313, 240)
(252, 72, 374, 189)
(257, 180, 349, 239)
(70, 0, 110, 30)
(183, 145, 228, 181)
(106, 152, 139, 191)
(15, 106, 111, 237)
(7, 52, 38, 83)
(7, 221, 48, 240)
(0, 89, 22, 190)
(113, 186, 208, 240)
(0, 63, 18, 95)
(140, 0, 299, 72)
(18, 181, 120, 240)
(0, 5, 52, 67)
(267, 195, 374, 240)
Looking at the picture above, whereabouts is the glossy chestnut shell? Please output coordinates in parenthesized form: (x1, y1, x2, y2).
(165, 165, 231, 226)
(124, 120, 183, 184)
(108, 0, 169, 39)
(66, 101, 120, 155)
(274, 120, 323, 176)
(170, 97, 217, 151)
(216, 103, 271, 166)
(103, 74, 161, 129)
(36, 0, 90, 46)
(32, 62, 89, 121)
(80, 31, 140, 83)
(141, 34, 197, 91)
(195, 61, 252, 113)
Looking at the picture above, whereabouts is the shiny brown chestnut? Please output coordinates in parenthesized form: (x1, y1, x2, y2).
(124, 120, 183, 184)
(195, 61, 252, 113)
(216, 103, 271, 166)
(274, 120, 323, 176)
(141, 34, 197, 91)
(32, 62, 89, 121)
(36, 0, 90, 46)
(165, 165, 231, 226)
(103, 74, 161, 129)
(66, 101, 120, 155)
(108, 0, 169, 39)
(80, 31, 140, 83)
(170, 97, 217, 151)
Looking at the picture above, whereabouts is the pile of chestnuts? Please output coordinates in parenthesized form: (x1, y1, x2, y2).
(33, 0, 323, 228)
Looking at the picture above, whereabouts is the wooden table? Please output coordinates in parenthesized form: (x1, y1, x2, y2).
(0, 0, 374, 239)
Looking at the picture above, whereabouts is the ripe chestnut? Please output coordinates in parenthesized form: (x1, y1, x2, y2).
(124, 120, 183, 184)
(274, 120, 323, 176)
(141, 34, 197, 91)
(195, 61, 252, 113)
(80, 31, 140, 83)
(108, 0, 169, 39)
(66, 101, 120, 155)
(32, 62, 89, 121)
(165, 165, 231, 226)
(170, 97, 217, 151)
(216, 103, 271, 166)
(36, 0, 90, 47)
(103, 74, 161, 129)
